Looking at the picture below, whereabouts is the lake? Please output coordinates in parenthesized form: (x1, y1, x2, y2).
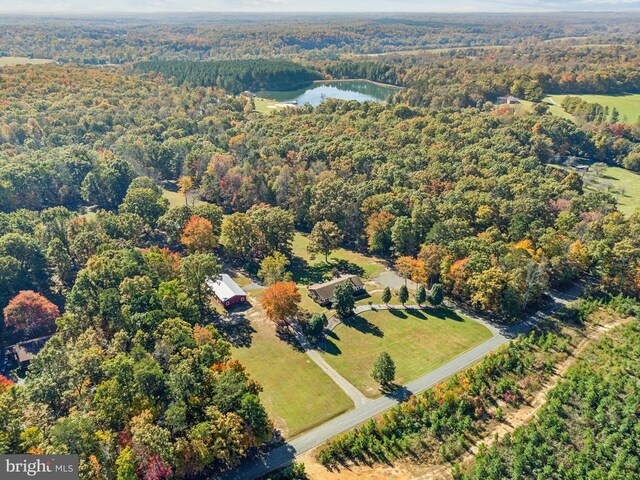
(258, 80, 400, 107)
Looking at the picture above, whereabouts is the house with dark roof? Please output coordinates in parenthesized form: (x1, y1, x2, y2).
(4, 335, 52, 370)
(207, 274, 247, 308)
(308, 275, 365, 306)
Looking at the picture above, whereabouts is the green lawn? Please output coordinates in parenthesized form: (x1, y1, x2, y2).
(291, 232, 386, 283)
(585, 166, 640, 216)
(162, 188, 206, 208)
(548, 94, 640, 124)
(230, 318, 353, 438)
(0, 56, 53, 66)
(321, 308, 492, 398)
(515, 99, 575, 122)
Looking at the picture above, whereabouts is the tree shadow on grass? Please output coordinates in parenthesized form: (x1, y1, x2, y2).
(290, 257, 366, 284)
(216, 315, 256, 348)
(389, 309, 408, 319)
(343, 314, 383, 337)
(428, 306, 464, 322)
(322, 335, 343, 356)
(405, 309, 427, 320)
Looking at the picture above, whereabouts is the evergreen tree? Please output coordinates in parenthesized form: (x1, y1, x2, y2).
(398, 285, 409, 305)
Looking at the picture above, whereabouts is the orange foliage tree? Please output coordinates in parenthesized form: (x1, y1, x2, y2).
(180, 215, 217, 253)
(3, 290, 60, 336)
(260, 281, 301, 329)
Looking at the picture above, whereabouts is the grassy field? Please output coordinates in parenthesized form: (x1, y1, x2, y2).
(548, 94, 640, 124)
(230, 317, 353, 438)
(254, 97, 296, 114)
(162, 188, 206, 208)
(584, 166, 640, 216)
(291, 232, 386, 283)
(516, 99, 575, 121)
(0, 56, 53, 66)
(321, 308, 492, 398)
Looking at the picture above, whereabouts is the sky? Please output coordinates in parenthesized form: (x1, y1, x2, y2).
(1, 0, 640, 13)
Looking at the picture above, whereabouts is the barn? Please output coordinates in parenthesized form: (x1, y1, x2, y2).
(207, 274, 247, 308)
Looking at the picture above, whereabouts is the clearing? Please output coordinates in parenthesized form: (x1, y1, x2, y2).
(321, 308, 492, 398)
(291, 232, 386, 283)
(548, 93, 640, 124)
(0, 56, 53, 66)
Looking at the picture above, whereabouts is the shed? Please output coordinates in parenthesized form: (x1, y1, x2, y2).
(308, 275, 365, 306)
(207, 274, 247, 308)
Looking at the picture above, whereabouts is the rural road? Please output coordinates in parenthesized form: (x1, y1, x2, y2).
(220, 286, 582, 480)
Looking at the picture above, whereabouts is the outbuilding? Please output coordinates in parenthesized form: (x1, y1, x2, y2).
(207, 274, 247, 308)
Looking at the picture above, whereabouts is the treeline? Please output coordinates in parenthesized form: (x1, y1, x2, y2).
(135, 59, 322, 93)
(321, 60, 405, 86)
(461, 319, 640, 479)
(561, 95, 622, 123)
(396, 45, 640, 109)
(1, 13, 638, 63)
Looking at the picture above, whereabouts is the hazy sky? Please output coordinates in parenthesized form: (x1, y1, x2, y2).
(2, 0, 640, 13)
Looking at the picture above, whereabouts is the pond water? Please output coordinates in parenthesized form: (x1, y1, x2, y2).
(258, 80, 400, 107)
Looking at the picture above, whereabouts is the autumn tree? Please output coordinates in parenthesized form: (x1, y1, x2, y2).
(372, 352, 395, 389)
(258, 252, 291, 286)
(395, 256, 414, 285)
(180, 216, 217, 253)
(260, 281, 301, 329)
(3, 290, 60, 336)
(366, 211, 395, 255)
(307, 221, 343, 263)
(177, 176, 194, 206)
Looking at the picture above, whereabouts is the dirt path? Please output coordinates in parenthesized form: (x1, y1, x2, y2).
(298, 315, 628, 480)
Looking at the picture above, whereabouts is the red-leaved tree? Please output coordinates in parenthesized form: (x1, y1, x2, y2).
(3, 290, 60, 337)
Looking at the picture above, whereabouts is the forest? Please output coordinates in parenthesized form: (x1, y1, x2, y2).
(0, 12, 639, 480)
(135, 59, 322, 93)
(461, 318, 640, 479)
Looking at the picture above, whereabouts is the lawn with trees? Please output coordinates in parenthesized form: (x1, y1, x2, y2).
(321, 309, 492, 397)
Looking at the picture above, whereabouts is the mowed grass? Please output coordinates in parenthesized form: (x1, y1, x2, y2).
(585, 166, 640, 216)
(515, 99, 575, 122)
(162, 188, 206, 208)
(548, 94, 640, 124)
(322, 308, 492, 398)
(230, 318, 353, 438)
(0, 56, 53, 66)
(292, 232, 386, 282)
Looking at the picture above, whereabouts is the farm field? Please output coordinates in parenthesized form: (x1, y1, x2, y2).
(0, 56, 52, 66)
(230, 315, 353, 438)
(321, 308, 493, 398)
(548, 93, 640, 124)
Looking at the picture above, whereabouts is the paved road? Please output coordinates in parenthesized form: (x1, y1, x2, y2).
(220, 287, 582, 480)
